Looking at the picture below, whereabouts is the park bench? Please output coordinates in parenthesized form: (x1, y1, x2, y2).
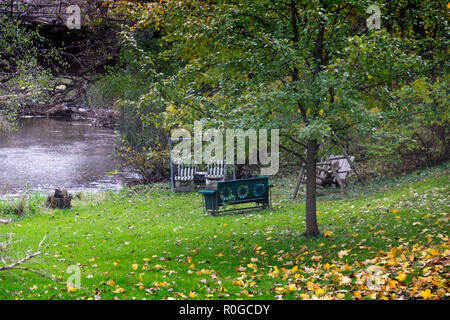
(199, 177, 272, 215)
(329, 154, 355, 184)
(174, 163, 196, 192)
(205, 160, 226, 189)
(292, 154, 359, 198)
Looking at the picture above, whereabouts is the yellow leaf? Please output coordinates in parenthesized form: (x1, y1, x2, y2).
(429, 249, 439, 256)
(67, 286, 77, 293)
(315, 288, 325, 296)
(420, 289, 434, 300)
(154, 281, 169, 287)
(232, 279, 245, 286)
(324, 231, 332, 237)
(397, 272, 407, 281)
(287, 283, 296, 292)
(388, 280, 398, 287)
(247, 263, 257, 270)
(132, 264, 138, 271)
(113, 287, 124, 294)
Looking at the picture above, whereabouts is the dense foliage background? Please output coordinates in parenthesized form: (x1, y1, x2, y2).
(87, 0, 448, 181)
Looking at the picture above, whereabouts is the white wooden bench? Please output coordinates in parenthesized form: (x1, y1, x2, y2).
(205, 160, 226, 189)
(174, 163, 195, 192)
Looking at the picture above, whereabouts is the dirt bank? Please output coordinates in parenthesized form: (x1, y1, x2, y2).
(19, 103, 119, 128)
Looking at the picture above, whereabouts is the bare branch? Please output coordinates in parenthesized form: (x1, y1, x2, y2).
(0, 235, 46, 272)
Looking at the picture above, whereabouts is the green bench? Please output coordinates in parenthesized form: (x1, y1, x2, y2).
(199, 177, 272, 215)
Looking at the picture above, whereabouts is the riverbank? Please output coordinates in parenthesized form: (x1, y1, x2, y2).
(0, 164, 448, 300)
(18, 103, 119, 128)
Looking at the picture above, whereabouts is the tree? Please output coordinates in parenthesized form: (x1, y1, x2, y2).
(113, 0, 444, 236)
(363, 75, 449, 172)
(0, 17, 60, 131)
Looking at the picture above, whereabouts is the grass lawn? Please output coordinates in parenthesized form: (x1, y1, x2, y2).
(0, 164, 448, 300)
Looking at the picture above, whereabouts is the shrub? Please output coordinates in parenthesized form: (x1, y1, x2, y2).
(86, 26, 171, 183)
(364, 77, 449, 173)
(0, 193, 42, 217)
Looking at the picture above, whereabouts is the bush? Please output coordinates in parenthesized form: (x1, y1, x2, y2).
(117, 135, 170, 184)
(0, 193, 42, 217)
(364, 77, 449, 173)
(86, 26, 172, 183)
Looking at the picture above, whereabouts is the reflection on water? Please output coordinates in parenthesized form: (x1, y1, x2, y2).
(0, 118, 126, 195)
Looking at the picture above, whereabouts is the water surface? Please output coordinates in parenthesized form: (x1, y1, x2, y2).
(0, 118, 126, 195)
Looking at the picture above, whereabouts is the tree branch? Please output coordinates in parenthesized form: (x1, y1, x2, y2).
(280, 143, 306, 162)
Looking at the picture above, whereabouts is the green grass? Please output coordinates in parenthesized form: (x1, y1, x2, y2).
(0, 192, 43, 218)
(0, 164, 448, 300)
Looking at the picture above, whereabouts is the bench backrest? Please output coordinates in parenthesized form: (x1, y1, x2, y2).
(329, 155, 354, 181)
(217, 177, 269, 204)
(177, 163, 195, 178)
(207, 160, 226, 178)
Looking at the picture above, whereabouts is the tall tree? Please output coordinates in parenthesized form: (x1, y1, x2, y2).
(0, 17, 60, 132)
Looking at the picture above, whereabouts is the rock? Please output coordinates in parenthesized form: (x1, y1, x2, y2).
(46, 189, 73, 209)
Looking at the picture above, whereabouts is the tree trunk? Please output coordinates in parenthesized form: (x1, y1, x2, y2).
(305, 139, 320, 237)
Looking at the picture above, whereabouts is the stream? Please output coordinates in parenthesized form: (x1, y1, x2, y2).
(0, 117, 128, 196)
